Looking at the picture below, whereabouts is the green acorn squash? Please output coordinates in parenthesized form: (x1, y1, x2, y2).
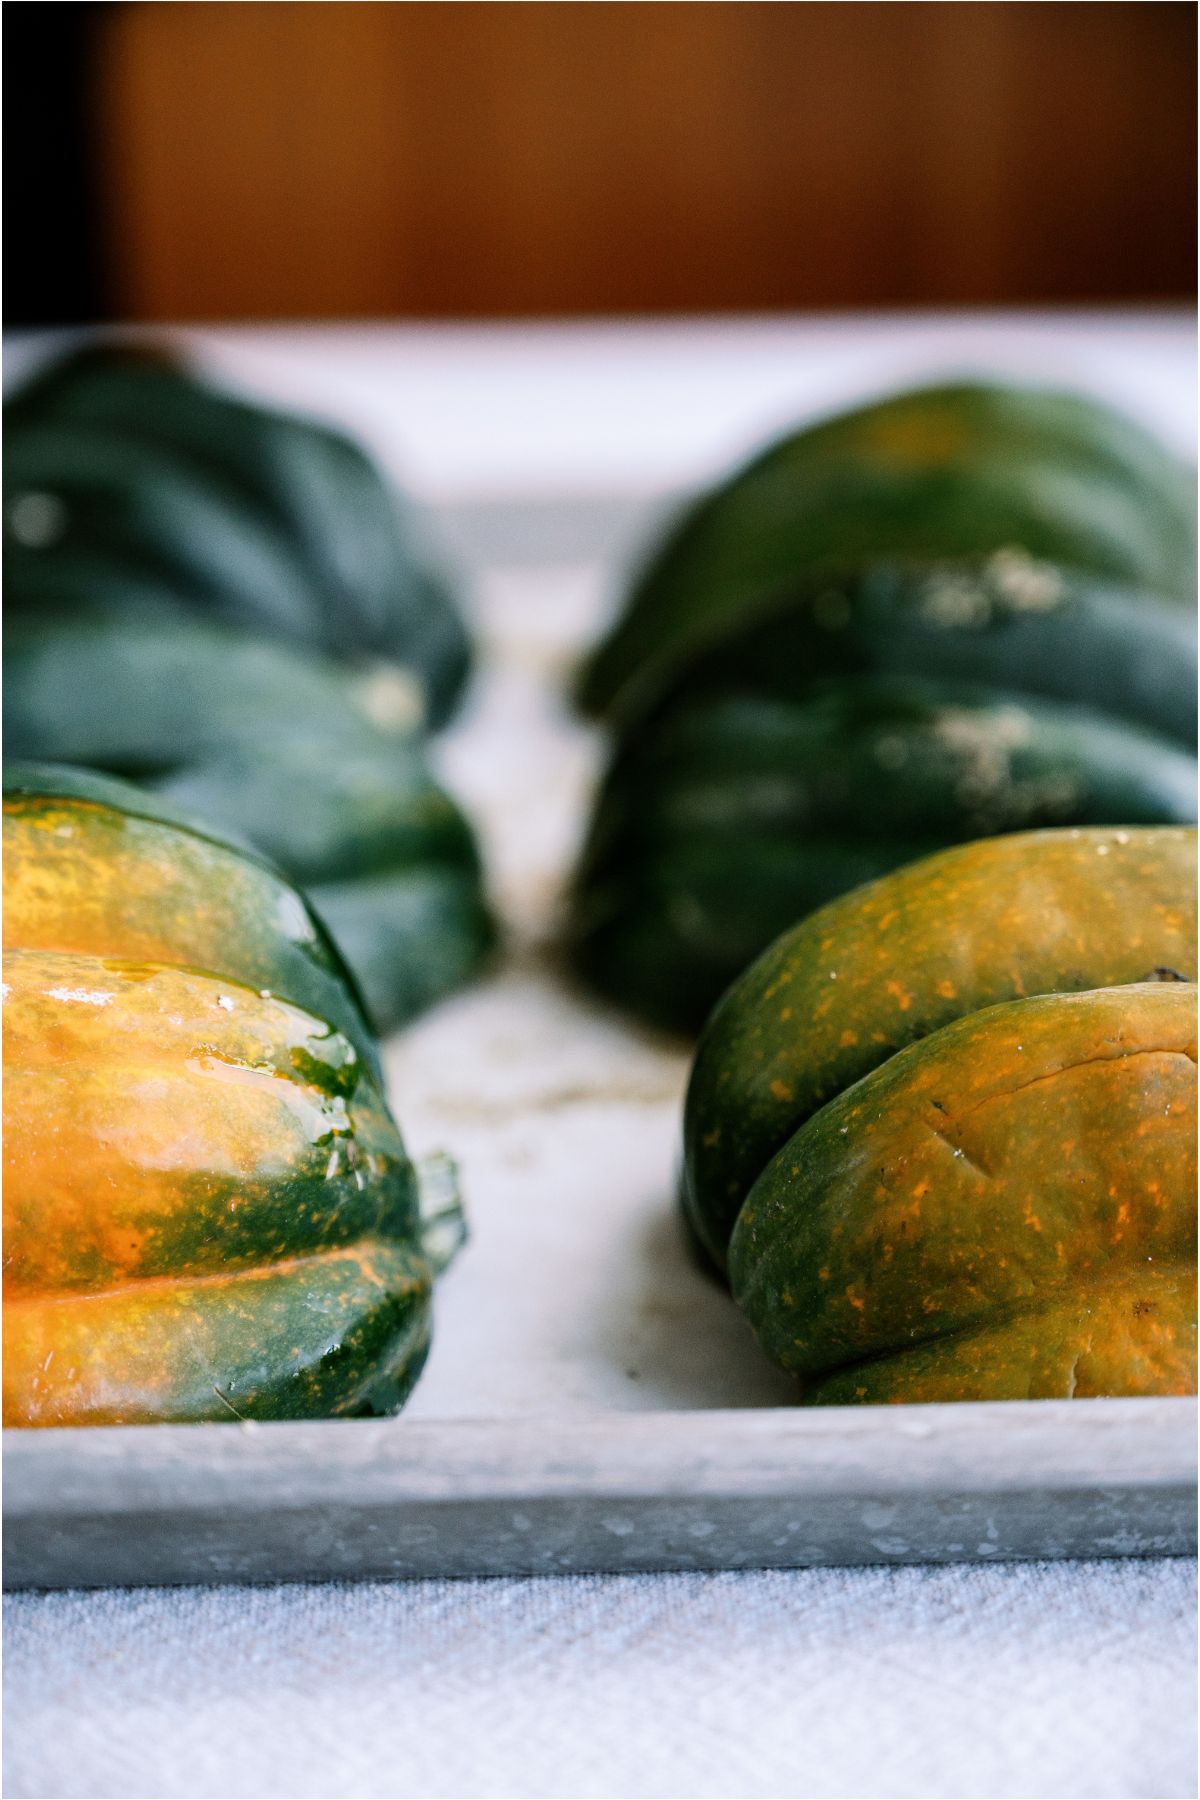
(579, 381, 1196, 719)
(570, 379, 1197, 1032)
(3, 345, 495, 1029)
(2, 763, 460, 1427)
(607, 552, 1197, 747)
(5, 342, 470, 726)
(569, 681, 1197, 1034)
(3, 619, 495, 1033)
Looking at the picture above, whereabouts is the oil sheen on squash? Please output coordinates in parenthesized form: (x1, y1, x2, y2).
(3, 769, 380, 1079)
(2, 765, 447, 1427)
(2, 951, 433, 1426)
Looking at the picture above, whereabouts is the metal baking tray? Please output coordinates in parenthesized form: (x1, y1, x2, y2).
(5, 328, 1196, 1590)
(4, 1400, 1195, 1589)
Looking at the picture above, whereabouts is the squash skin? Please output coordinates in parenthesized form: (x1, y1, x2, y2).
(3, 767, 381, 1082)
(683, 826, 1198, 1273)
(570, 682, 1198, 1036)
(2, 616, 382, 772)
(4, 1240, 433, 1427)
(3, 953, 408, 1289)
(4, 343, 470, 727)
(607, 555, 1197, 747)
(2, 768, 453, 1427)
(3, 349, 493, 1030)
(3, 623, 496, 1033)
(571, 383, 1197, 1030)
(308, 866, 500, 1030)
(579, 382, 1196, 719)
(728, 984, 1198, 1403)
(2, 951, 437, 1426)
(800, 1268, 1196, 1406)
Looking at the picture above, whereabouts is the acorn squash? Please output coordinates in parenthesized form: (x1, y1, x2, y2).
(3, 618, 495, 1032)
(729, 983, 1197, 1403)
(680, 828, 1194, 1404)
(570, 380, 1197, 1032)
(606, 553, 1197, 747)
(3, 345, 494, 1029)
(579, 381, 1196, 720)
(570, 681, 1197, 1033)
(682, 828, 1197, 1402)
(683, 825, 1198, 1273)
(2, 764, 460, 1427)
(5, 342, 470, 726)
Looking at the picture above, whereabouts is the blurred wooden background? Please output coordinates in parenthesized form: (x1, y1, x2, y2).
(78, 0, 1200, 319)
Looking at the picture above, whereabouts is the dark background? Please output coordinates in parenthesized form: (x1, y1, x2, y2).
(6, 0, 1196, 327)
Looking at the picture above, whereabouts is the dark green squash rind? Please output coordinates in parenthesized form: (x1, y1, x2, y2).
(569, 681, 1198, 1037)
(2, 622, 496, 1032)
(603, 556, 1197, 747)
(3, 617, 374, 773)
(4, 343, 471, 725)
(579, 381, 1196, 718)
(310, 867, 497, 1032)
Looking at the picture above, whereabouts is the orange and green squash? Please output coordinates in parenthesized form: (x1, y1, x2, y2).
(683, 827, 1198, 1402)
(2, 764, 461, 1427)
(729, 984, 1197, 1404)
(683, 825, 1198, 1272)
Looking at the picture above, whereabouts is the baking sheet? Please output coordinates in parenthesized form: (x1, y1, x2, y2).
(5, 318, 1196, 1587)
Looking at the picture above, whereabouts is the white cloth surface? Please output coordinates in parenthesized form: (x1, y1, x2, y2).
(4, 1559, 1196, 1800)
